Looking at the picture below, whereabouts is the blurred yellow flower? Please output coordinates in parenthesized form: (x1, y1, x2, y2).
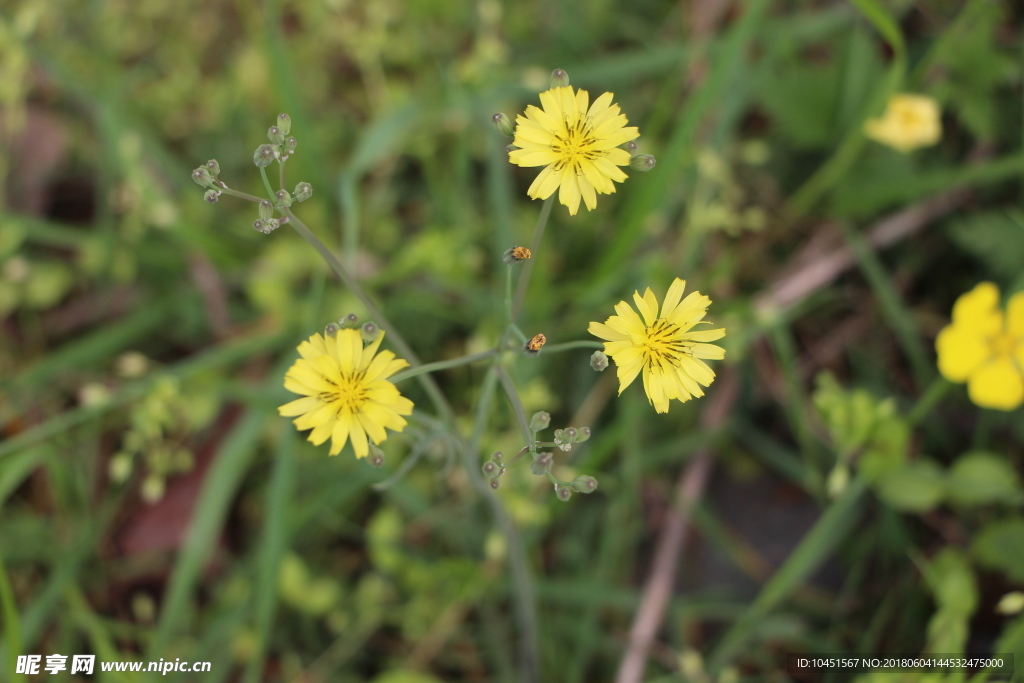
(864, 93, 941, 152)
(588, 278, 725, 413)
(936, 283, 1024, 411)
(508, 85, 639, 215)
(279, 329, 414, 457)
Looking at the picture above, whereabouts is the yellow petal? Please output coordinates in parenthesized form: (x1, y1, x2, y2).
(349, 418, 370, 458)
(527, 164, 561, 200)
(615, 356, 644, 394)
(587, 92, 614, 120)
(308, 417, 335, 447)
(952, 282, 1001, 334)
(588, 321, 630, 341)
(660, 278, 687, 318)
(509, 148, 560, 167)
(612, 301, 646, 334)
(558, 167, 582, 215)
(329, 411, 352, 456)
(279, 396, 320, 417)
(633, 288, 657, 326)
(935, 324, 990, 383)
(691, 343, 726, 360)
(685, 328, 726, 342)
(967, 357, 1024, 411)
(579, 173, 598, 211)
(357, 409, 388, 445)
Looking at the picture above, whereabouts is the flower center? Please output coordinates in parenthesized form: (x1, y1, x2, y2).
(550, 117, 598, 170)
(989, 330, 1019, 359)
(319, 372, 369, 413)
(640, 318, 692, 367)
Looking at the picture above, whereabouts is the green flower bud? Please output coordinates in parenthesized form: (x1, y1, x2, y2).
(492, 451, 504, 465)
(482, 460, 500, 478)
(367, 444, 385, 468)
(192, 165, 215, 188)
(277, 113, 292, 136)
(205, 159, 221, 177)
(284, 136, 297, 153)
(259, 199, 274, 220)
(629, 154, 657, 172)
(339, 313, 359, 328)
(619, 141, 637, 155)
(571, 475, 598, 494)
(141, 474, 166, 503)
(203, 190, 219, 203)
(553, 428, 563, 444)
(555, 484, 572, 502)
(361, 321, 379, 343)
(590, 350, 609, 371)
(253, 218, 280, 234)
(294, 182, 313, 202)
(268, 126, 285, 145)
(109, 453, 132, 483)
(563, 427, 578, 442)
(530, 452, 553, 476)
(529, 411, 550, 432)
(275, 189, 293, 208)
(550, 68, 569, 88)
(254, 144, 278, 168)
(491, 113, 514, 137)
(575, 426, 591, 443)
(490, 479, 501, 490)
(325, 322, 340, 337)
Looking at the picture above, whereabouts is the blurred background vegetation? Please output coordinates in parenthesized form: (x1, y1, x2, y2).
(1, 0, 1023, 681)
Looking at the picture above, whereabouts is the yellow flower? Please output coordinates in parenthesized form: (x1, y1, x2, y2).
(936, 282, 1024, 411)
(588, 278, 726, 413)
(864, 93, 941, 153)
(508, 85, 639, 215)
(279, 329, 414, 457)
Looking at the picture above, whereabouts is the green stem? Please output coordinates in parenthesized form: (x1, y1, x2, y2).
(389, 350, 498, 384)
(496, 365, 532, 445)
(542, 340, 603, 354)
(284, 209, 453, 423)
(512, 196, 555, 320)
(908, 377, 951, 426)
(505, 265, 514, 325)
(259, 166, 277, 201)
(218, 185, 264, 203)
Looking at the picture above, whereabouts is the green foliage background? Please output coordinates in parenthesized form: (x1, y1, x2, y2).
(1, 0, 1023, 681)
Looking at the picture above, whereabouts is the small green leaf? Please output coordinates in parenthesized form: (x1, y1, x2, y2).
(948, 451, 1023, 507)
(873, 459, 945, 512)
(973, 517, 1024, 583)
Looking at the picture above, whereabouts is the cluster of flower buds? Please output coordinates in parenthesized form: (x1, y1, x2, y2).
(325, 314, 380, 345)
(481, 451, 506, 490)
(254, 113, 298, 168)
(192, 160, 224, 203)
(553, 425, 591, 452)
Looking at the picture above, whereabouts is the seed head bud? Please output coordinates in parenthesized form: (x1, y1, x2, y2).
(619, 140, 637, 155)
(325, 322, 340, 337)
(529, 411, 550, 432)
(340, 313, 359, 328)
(503, 246, 532, 265)
(203, 190, 219, 203)
(492, 451, 504, 465)
(590, 350, 609, 371)
(482, 461, 500, 478)
(360, 321, 379, 343)
(367, 444, 385, 468)
(571, 475, 598, 494)
(555, 484, 572, 502)
(192, 165, 215, 188)
(284, 136, 297, 153)
(277, 113, 292, 135)
(531, 452, 553, 476)
(629, 154, 657, 172)
(550, 68, 570, 88)
(575, 426, 591, 443)
(253, 219, 267, 233)
(205, 159, 221, 177)
(524, 333, 546, 357)
(254, 144, 278, 168)
(553, 428, 563, 444)
(492, 113, 514, 137)
(268, 126, 285, 145)
(294, 182, 313, 202)
(490, 479, 501, 490)
(259, 199, 274, 220)
(275, 189, 293, 208)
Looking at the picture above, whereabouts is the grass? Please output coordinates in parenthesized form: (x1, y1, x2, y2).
(2, 0, 1024, 681)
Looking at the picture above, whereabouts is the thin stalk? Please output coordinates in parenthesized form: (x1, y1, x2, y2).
(218, 185, 263, 203)
(284, 209, 453, 423)
(908, 376, 951, 426)
(259, 166, 277, 201)
(512, 196, 555, 320)
(390, 350, 498, 384)
(542, 340, 604, 354)
(496, 365, 532, 445)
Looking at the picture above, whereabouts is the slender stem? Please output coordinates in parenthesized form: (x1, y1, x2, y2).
(465, 368, 539, 683)
(505, 265, 514, 325)
(284, 209, 453, 423)
(510, 324, 528, 345)
(542, 340, 604, 354)
(512, 196, 555, 320)
(390, 350, 498, 384)
(907, 376, 951, 426)
(218, 186, 263, 203)
(279, 157, 287, 191)
(371, 440, 428, 491)
(259, 166, 277, 201)
(496, 365, 532, 445)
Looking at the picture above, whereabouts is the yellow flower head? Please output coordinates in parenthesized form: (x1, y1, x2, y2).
(279, 329, 414, 457)
(588, 278, 726, 413)
(508, 85, 640, 215)
(864, 93, 941, 153)
(936, 282, 1024, 411)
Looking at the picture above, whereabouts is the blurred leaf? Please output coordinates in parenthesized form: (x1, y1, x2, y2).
(972, 517, 1024, 583)
(371, 671, 444, 683)
(947, 451, 1023, 507)
(947, 210, 1024, 282)
(873, 460, 945, 512)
